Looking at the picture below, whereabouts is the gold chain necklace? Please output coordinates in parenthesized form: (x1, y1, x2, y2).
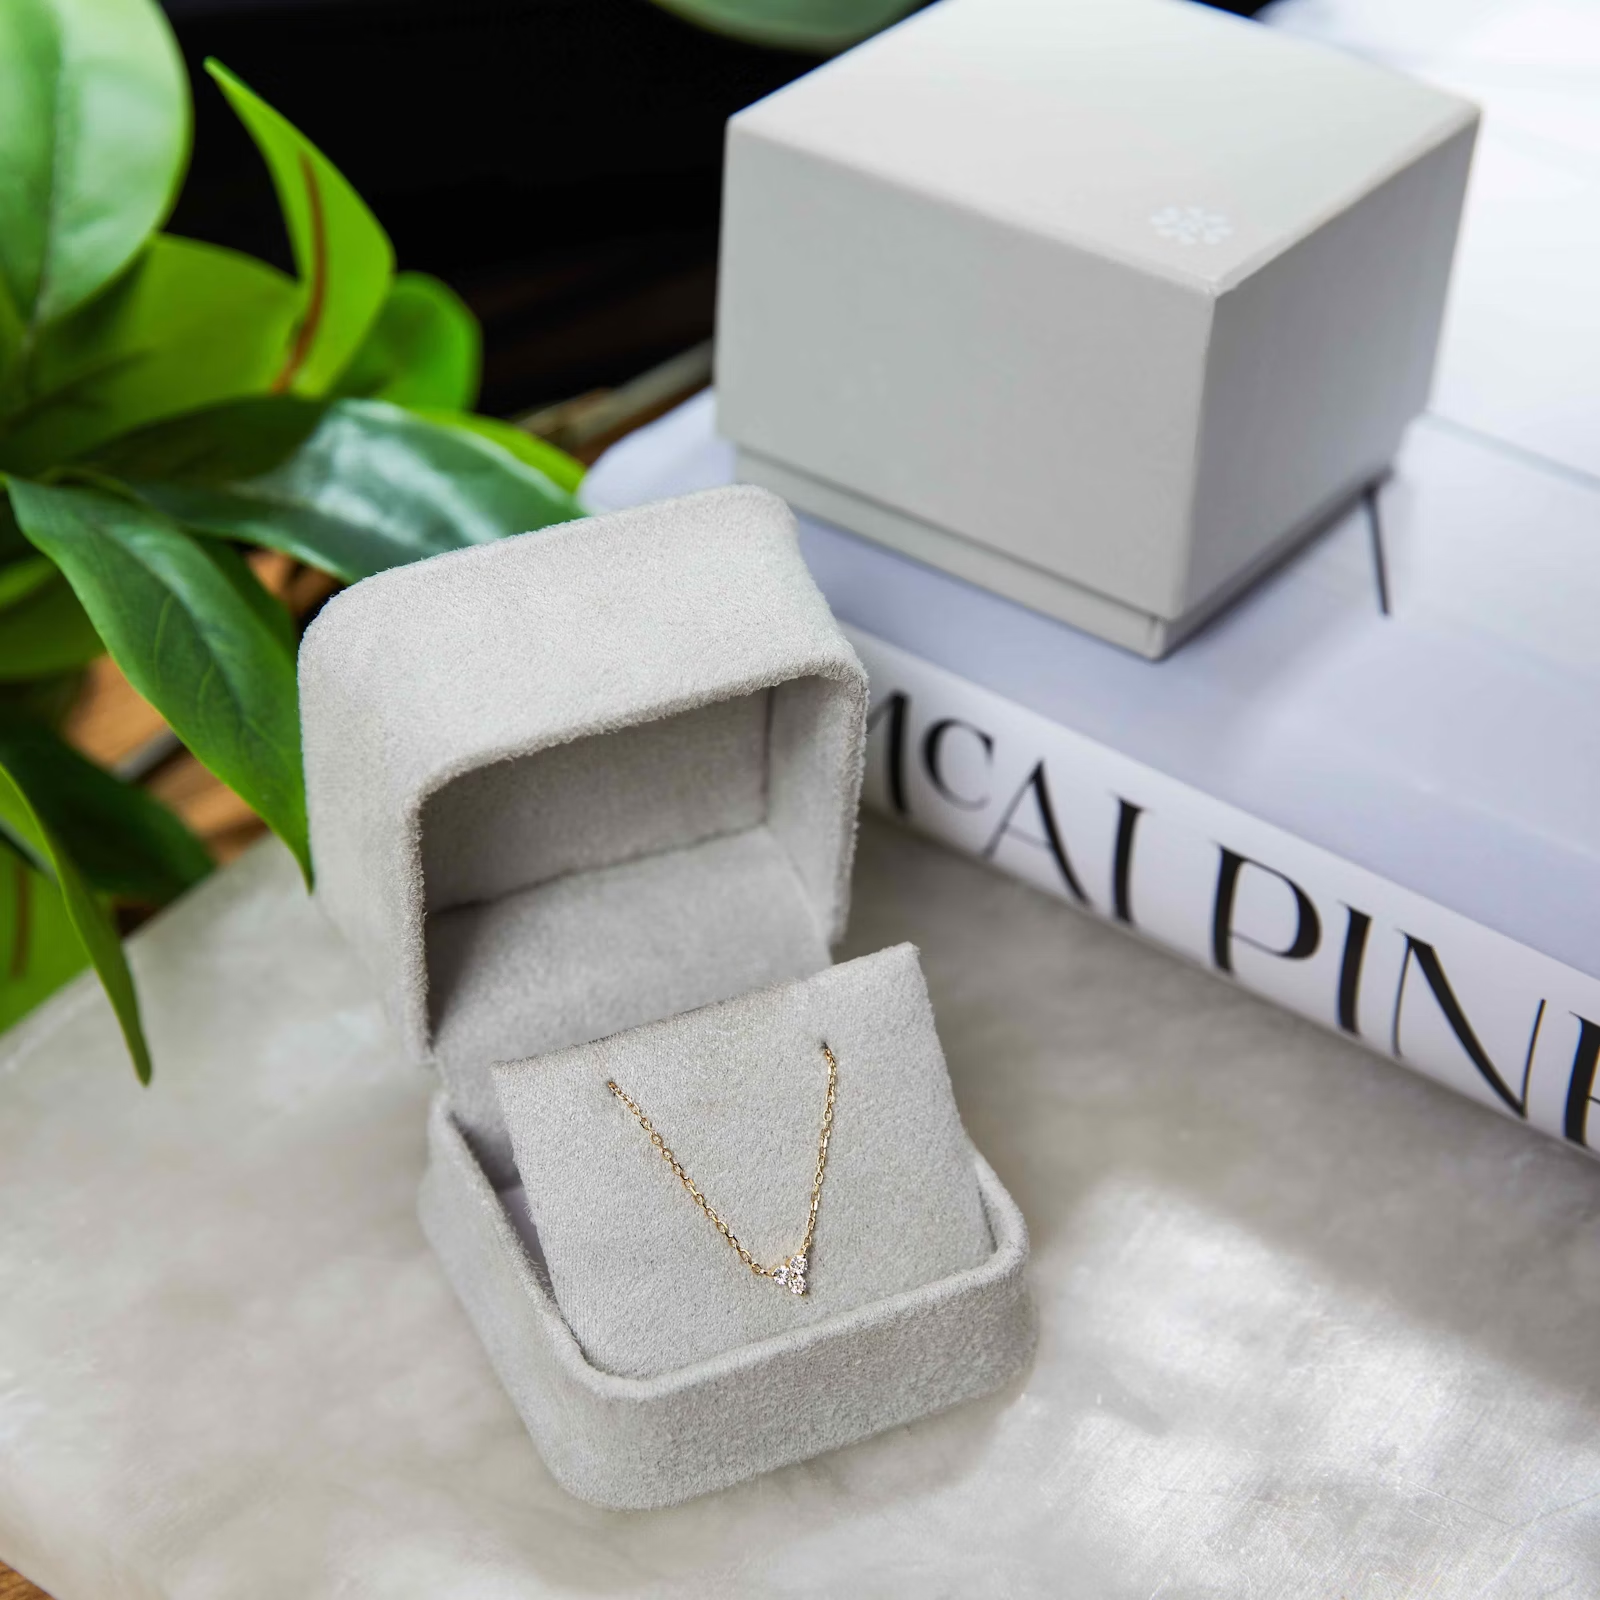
(606, 1042, 838, 1296)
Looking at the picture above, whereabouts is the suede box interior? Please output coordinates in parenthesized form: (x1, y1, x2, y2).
(300, 485, 1036, 1507)
(300, 486, 866, 1180)
(493, 944, 993, 1378)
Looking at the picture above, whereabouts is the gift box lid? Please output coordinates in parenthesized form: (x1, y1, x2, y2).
(716, 0, 1477, 642)
(298, 488, 868, 1156)
(727, 0, 1474, 294)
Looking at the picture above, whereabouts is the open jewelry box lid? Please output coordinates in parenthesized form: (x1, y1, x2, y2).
(299, 487, 869, 1175)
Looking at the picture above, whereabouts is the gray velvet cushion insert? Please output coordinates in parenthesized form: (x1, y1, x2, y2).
(492, 943, 993, 1379)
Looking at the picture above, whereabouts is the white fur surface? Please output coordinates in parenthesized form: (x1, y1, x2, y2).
(4, 823, 1600, 1594)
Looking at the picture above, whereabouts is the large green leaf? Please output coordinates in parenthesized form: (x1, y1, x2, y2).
(0, 0, 189, 342)
(0, 566, 105, 680)
(202, 538, 297, 657)
(205, 60, 392, 397)
(0, 716, 211, 903)
(0, 235, 302, 474)
(417, 409, 586, 496)
(7, 479, 309, 882)
(648, 0, 916, 51)
(0, 842, 91, 1036)
(98, 396, 583, 584)
(333, 272, 480, 411)
(86, 393, 321, 482)
(0, 758, 149, 1080)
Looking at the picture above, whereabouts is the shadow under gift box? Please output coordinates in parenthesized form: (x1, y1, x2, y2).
(297, 486, 1034, 1508)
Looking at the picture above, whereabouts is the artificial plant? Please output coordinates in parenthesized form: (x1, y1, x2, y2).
(0, 0, 585, 1081)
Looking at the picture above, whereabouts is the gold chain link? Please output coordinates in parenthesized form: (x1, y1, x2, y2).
(607, 1042, 838, 1283)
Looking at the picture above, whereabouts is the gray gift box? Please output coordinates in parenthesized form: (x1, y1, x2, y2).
(299, 486, 1034, 1508)
(716, 0, 1477, 658)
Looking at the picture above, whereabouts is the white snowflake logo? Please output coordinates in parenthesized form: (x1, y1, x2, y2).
(1148, 205, 1234, 247)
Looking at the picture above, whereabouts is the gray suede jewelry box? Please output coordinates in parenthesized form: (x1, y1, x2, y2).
(298, 485, 1034, 1508)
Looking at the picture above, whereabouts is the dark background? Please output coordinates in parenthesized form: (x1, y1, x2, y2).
(160, 0, 1273, 418)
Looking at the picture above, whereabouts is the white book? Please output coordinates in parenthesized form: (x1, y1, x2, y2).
(582, 392, 1600, 1156)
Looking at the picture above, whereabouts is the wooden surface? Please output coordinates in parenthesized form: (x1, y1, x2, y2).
(0, 1560, 45, 1599)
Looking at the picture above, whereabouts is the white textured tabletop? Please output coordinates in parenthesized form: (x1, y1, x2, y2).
(2, 819, 1597, 1598)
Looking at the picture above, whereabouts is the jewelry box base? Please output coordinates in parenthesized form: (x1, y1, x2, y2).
(418, 1092, 1036, 1510)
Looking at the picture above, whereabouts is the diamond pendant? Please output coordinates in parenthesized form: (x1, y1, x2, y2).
(771, 1252, 808, 1296)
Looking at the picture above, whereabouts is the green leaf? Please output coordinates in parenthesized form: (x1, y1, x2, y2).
(647, 0, 916, 51)
(0, 0, 190, 338)
(416, 408, 586, 496)
(205, 59, 393, 397)
(0, 716, 210, 903)
(0, 843, 91, 1037)
(0, 235, 302, 474)
(0, 554, 58, 611)
(332, 272, 480, 412)
(0, 758, 150, 1080)
(86, 393, 321, 483)
(0, 565, 105, 681)
(97, 396, 584, 584)
(7, 479, 310, 883)
(202, 539, 297, 657)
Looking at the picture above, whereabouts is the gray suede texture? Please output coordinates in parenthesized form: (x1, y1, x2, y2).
(420, 692, 770, 914)
(430, 831, 830, 1179)
(299, 486, 868, 1172)
(491, 944, 993, 1379)
(418, 1093, 1035, 1510)
(302, 484, 1032, 1507)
